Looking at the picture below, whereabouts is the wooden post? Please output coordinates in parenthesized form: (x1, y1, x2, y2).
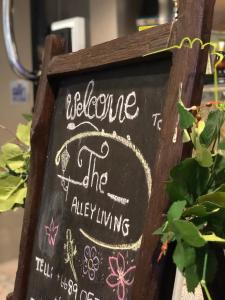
(11, 35, 66, 300)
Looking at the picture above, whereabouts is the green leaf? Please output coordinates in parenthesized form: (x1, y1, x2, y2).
(190, 121, 205, 148)
(161, 231, 175, 244)
(183, 204, 219, 217)
(22, 113, 32, 121)
(11, 186, 27, 205)
(153, 222, 168, 235)
(167, 200, 186, 223)
(16, 122, 31, 146)
(206, 208, 225, 238)
(185, 264, 201, 293)
(182, 129, 191, 143)
(0, 143, 28, 173)
(218, 138, 225, 150)
(0, 186, 27, 211)
(0, 172, 8, 179)
(202, 233, 225, 243)
(167, 182, 192, 204)
(155, 222, 175, 244)
(173, 220, 206, 247)
(196, 121, 206, 136)
(0, 174, 25, 211)
(0, 174, 23, 201)
(200, 110, 225, 147)
(7, 156, 26, 173)
(1, 143, 23, 161)
(184, 205, 207, 217)
(153, 227, 164, 235)
(195, 143, 213, 168)
(197, 148, 213, 168)
(213, 155, 225, 188)
(0, 197, 15, 211)
(177, 101, 195, 130)
(197, 184, 225, 208)
(0, 155, 6, 168)
(173, 241, 196, 272)
(167, 158, 209, 205)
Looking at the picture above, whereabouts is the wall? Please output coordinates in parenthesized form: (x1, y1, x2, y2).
(213, 0, 225, 31)
(0, 0, 33, 145)
(89, 0, 118, 46)
(31, 0, 90, 72)
(89, 0, 144, 46)
(117, 0, 142, 36)
(0, 0, 32, 263)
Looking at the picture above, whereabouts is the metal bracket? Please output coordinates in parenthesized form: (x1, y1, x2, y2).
(2, 0, 40, 81)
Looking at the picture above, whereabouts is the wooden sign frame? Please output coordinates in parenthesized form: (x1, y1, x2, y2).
(11, 1, 215, 299)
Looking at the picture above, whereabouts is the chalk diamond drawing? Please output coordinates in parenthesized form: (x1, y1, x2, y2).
(61, 147, 70, 173)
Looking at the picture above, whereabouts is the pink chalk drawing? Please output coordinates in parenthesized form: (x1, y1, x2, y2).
(45, 218, 59, 246)
(106, 252, 136, 300)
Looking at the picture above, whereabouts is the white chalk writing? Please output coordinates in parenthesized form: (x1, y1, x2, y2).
(71, 197, 130, 237)
(35, 256, 53, 279)
(152, 113, 162, 131)
(77, 141, 109, 193)
(66, 80, 139, 124)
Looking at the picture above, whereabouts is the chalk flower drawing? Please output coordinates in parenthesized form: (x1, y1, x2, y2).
(45, 218, 59, 247)
(106, 252, 136, 300)
(83, 245, 100, 281)
(64, 229, 78, 281)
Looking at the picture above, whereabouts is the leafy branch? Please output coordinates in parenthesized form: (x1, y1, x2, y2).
(155, 100, 225, 299)
(0, 115, 31, 212)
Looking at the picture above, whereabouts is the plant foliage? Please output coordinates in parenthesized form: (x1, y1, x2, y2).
(155, 101, 225, 299)
(0, 117, 31, 212)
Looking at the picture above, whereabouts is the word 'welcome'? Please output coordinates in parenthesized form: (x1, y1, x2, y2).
(66, 80, 139, 124)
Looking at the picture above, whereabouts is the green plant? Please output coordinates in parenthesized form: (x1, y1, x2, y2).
(155, 100, 225, 300)
(0, 115, 31, 212)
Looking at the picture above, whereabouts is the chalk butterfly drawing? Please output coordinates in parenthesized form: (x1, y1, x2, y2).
(64, 229, 78, 281)
(106, 252, 136, 300)
(44, 218, 59, 247)
(83, 245, 100, 281)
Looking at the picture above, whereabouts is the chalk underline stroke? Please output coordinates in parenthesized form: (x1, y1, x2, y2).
(107, 193, 129, 205)
(79, 228, 142, 251)
(58, 174, 83, 187)
(67, 121, 99, 131)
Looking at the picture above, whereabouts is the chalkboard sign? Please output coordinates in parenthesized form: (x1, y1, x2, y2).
(26, 56, 171, 300)
(11, 1, 215, 299)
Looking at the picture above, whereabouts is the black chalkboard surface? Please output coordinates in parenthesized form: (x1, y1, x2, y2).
(26, 56, 171, 300)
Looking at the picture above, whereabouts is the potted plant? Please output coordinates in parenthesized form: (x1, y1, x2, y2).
(155, 100, 225, 300)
